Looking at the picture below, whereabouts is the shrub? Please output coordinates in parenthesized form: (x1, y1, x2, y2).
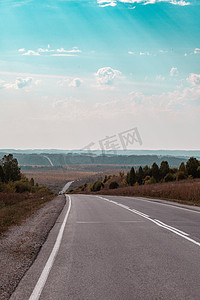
(109, 181, 119, 189)
(3, 182, 16, 193)
(164, 173, 175, 182)
(91, 181, 104, 192)
(176, 171, 187, 181)
(36, 186, 54, 196)
(14, 181, 32, 193)
(144, 176, 151, 184)
(145, 176, 156, 184)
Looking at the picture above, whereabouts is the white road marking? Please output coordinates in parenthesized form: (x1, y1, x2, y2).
(97, 196, 200, 248)
(29, 195, 71, 300)
(154, 219, 189, 236)
(76, 221, 145, 224)
(125, 196, 200, 214)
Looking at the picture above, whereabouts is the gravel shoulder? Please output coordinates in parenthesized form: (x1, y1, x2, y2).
(0, 194, 66, 300)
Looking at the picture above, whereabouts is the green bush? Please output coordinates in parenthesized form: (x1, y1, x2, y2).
(109, 181, 119, 189)
(164, 173, 175, 182)
(145, 176, 156, 184)
(36, 186, 54, 196)
(91, 181, 104, 192)
(3, 182, 16, 193)
(14, 181, 32, 193)
(176, 171, 187, 181)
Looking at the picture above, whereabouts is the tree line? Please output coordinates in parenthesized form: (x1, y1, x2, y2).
(126, 157, 200, 186)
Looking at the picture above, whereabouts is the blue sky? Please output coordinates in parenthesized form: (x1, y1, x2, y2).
(0, 0, 200, 149)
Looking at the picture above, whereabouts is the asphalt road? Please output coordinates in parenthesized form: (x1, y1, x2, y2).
(11, 194, 200, 300)
(61, 181, 74, 193)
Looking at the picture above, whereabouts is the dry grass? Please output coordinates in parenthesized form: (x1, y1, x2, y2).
(0, 192, 54, 235)
(88, 179, 200, 206)
(23, 168, 98, 192)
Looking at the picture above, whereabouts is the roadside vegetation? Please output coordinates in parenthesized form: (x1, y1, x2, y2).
(0, 154, 54, 235)
(69, 157, 200, 206)
(23, 167, 100, 193)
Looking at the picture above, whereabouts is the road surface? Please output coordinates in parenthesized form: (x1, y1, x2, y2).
(11, 195, 200, 300)
(61, 181, 74, 194)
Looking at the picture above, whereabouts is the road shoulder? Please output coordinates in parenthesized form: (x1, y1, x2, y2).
(0, 195, 66, 300)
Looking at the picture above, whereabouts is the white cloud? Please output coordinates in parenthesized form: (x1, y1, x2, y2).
(95, 67, 122, 86)
(169, 0, 190, 6)
(69, 78, 82, 88)
(140, 51, 150, 56)
(23, 50, 40, 56)
(57, 47, 82, 53)
(18, 48, 25, 52)
(57, 48, 68, 53)
(19, 46, 81, 56)
(1, 77, 33, 89)
(51, 54, 76, 57)
(16, 77, 32, 88)
(97, 0, 117, 7)
(170, 67, 178, 77)
(38, 48, 53, 53)
(97, 0, 190, 7)
(159, 49, 168, 54)
(187, 73, 200, 86)
(194, 48, 200, 54)
(128, 51, 135, 55)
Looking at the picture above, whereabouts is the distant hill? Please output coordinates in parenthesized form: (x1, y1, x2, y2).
(0, 149, 199, 159)
(0, 151, 191, 168)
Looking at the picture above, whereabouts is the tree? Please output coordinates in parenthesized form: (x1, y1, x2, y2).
(186, 157, 199, 178)
(197, 166, 200, 178)
(143, 165, 151, 178)
(30, 178, 35, 186)
(151, 163, 160, 182)
(160, 161, 170, 179)
(179, 162, 187, 174)
(127, 167, 136, 186)
(136, 166, 144, 185)
(0, 165, 5, 182)
(1, 154, 21, 182)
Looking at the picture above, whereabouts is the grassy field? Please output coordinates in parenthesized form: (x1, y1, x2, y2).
(23, 166, 123, 192)
(94, 179, 200, 206)
(23, 168, 99, 192)
(0, 191, 54, 236)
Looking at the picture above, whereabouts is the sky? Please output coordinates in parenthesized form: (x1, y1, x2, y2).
(0, 0, 200, 150)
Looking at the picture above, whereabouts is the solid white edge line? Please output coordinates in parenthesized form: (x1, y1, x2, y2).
(29, 195, 72, 300)
(97, 196, 200, 248)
